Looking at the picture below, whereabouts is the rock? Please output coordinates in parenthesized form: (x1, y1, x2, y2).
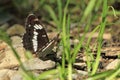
(10, 71, 22, 80)
(0, 69, 17, 80)
(11, 70, 40, 80)
(23, 58, 55, 70)
(105, 59, 120, 70)
(0, 42, 27, 69)
(72, 69, 88, 80)
(74, 63, 86, 67)
(7, 24, 25, 36)
(0, 41, 7, 50)
(10, 36, 23, 48)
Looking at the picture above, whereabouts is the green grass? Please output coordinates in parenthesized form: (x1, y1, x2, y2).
(0, 0, 120, 80)
(91, 0, 108, 75)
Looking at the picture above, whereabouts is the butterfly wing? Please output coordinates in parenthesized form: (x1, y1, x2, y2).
(37, 33, 60, 58)
(23, 14, 49, 53)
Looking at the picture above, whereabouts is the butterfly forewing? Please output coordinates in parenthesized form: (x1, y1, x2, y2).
(23, 14, 49, 53)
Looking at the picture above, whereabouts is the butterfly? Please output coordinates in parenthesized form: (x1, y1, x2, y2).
(22, 14, 59, 58)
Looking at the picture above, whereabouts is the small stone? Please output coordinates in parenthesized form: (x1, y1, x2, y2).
(10, 72, 22, 80)
(0, 42, 27, 69)
(105, 59, 120, 70)
(72, 69, 88, 80)
(10, 36, 23, 47)
(0, 69, 17, 80)
(7, 24, 25, 36)
(74, 63, 86, 67)
(23, 58, 55, 70)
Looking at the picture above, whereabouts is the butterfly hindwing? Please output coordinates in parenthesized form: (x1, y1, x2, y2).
(37, 33, 60, 58)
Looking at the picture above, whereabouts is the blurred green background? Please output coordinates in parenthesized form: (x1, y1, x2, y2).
(0, 0, 120, 28)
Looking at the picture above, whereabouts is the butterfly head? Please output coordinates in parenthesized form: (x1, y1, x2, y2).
(26, 14, 39, 27)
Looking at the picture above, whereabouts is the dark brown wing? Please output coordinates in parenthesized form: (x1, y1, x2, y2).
(37, 33, 60, 58)
(23, 14, 49, 53)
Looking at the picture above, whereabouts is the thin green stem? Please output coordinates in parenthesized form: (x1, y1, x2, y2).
(91, 0, 108, 75)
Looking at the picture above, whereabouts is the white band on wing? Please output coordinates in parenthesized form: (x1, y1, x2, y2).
(32, 30, 38, 52)
(34, 24, 43, 30)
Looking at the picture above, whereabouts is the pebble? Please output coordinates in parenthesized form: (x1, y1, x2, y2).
(23, 58, 55, 70)
(7, 24, 25, 36)
(105, 59, 120, 70)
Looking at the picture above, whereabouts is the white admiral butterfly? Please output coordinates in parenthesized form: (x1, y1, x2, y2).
(23, 14, 59, 58)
